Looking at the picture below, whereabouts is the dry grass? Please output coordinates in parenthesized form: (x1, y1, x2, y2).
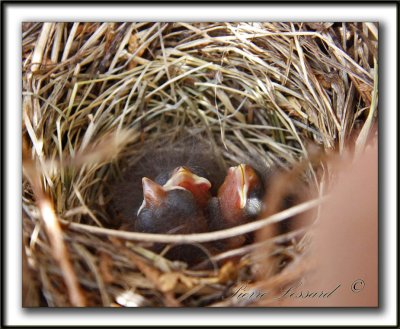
(22, 22, 378, 307)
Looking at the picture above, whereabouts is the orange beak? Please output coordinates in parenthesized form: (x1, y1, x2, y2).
(163, 166, 211, 207)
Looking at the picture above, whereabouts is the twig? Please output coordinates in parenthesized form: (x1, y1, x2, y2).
(64, 197, 325, 243)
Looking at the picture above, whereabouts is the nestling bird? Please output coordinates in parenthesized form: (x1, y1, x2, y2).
(134, 173, 211, 264)
(135, 168, 211, 234)
(207, 163, 264, 249)
(109, 137, 227, 263)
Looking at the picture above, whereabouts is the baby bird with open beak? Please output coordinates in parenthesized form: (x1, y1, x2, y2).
(135, 166, 211, 234)
(207, 164, 264, 249)
(134, 167, 213, 264)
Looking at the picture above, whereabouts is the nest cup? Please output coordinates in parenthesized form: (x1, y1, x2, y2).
(22, 22, 378, 307)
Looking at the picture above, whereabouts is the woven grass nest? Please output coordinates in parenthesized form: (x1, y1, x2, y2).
(22, 22, 378, 307)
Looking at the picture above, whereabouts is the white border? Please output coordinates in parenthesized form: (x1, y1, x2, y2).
(5, 3, 397, 327)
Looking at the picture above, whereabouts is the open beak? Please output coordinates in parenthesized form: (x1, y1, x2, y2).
(237, 165, 248, 209)
(164, 166, 211, 191)
(221, 164, 260, 209)
(163, 166, 211, 206)
(230, 164, 247, 209)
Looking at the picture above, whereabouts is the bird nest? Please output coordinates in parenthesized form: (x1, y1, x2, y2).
(22, 22, 378, 307)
